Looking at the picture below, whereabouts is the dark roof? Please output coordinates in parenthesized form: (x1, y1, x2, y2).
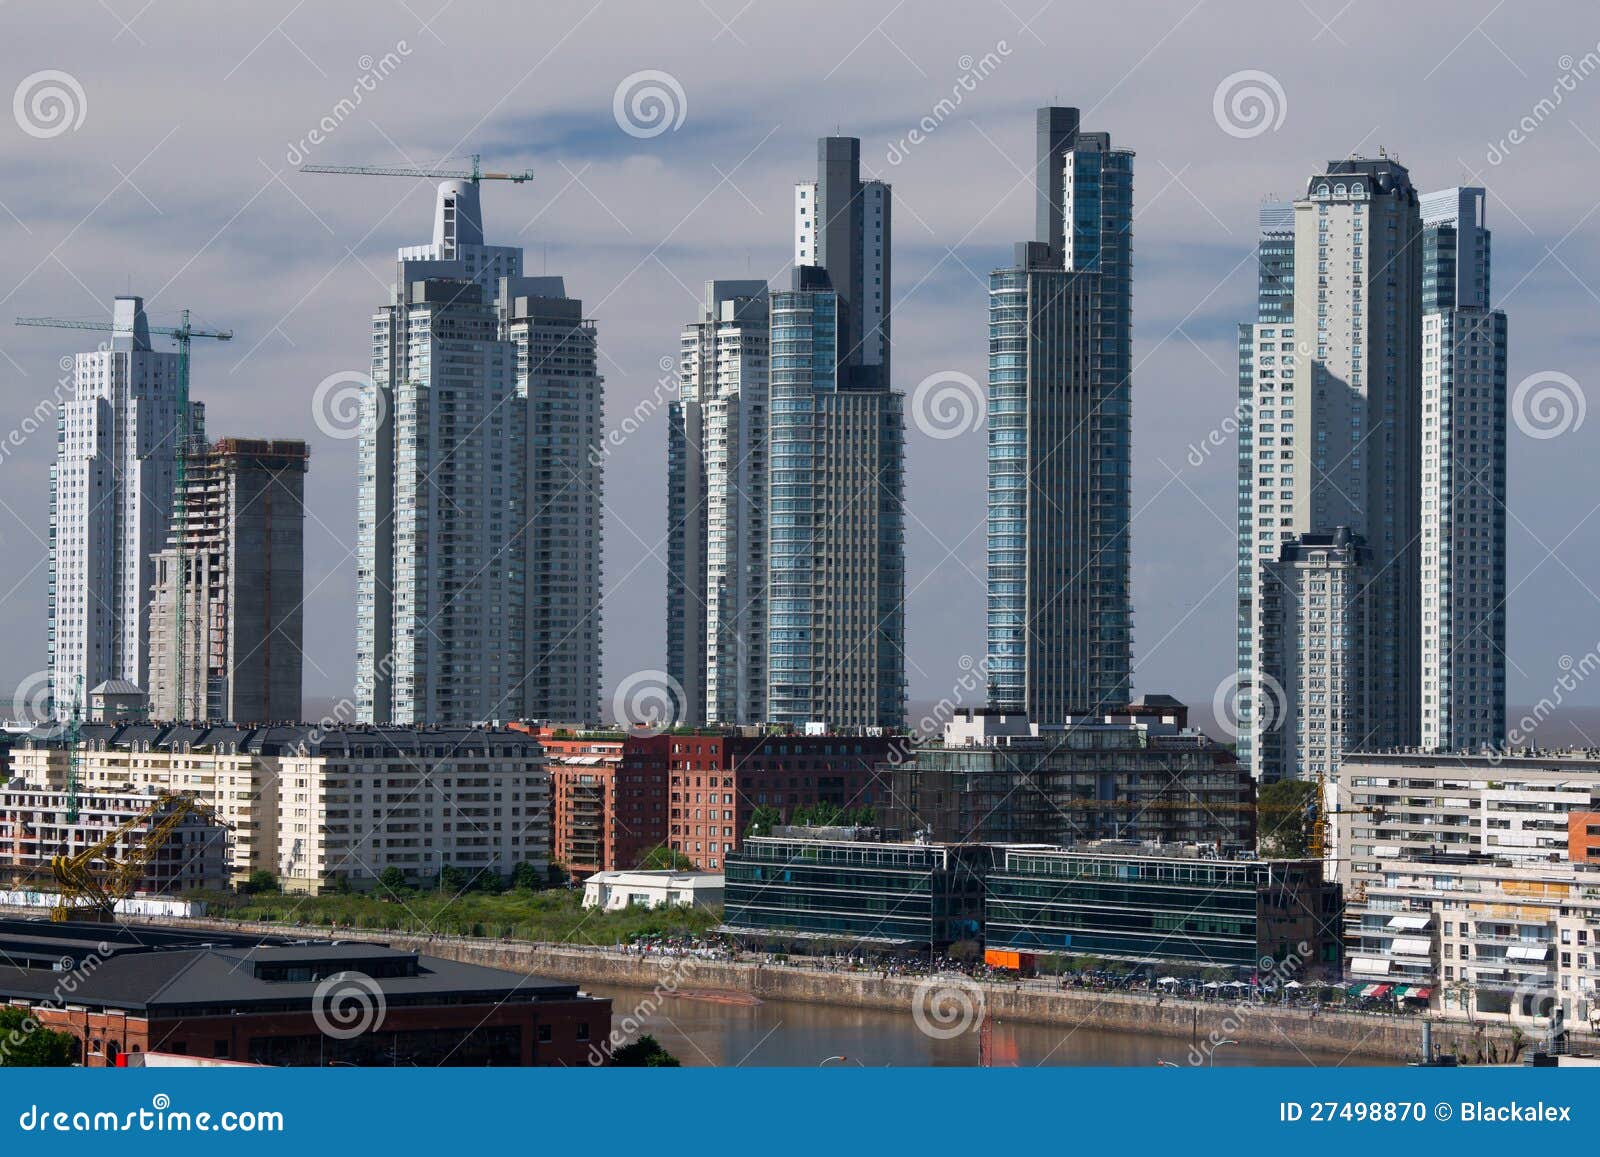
(16, 723, 547, 759)
(0, 919, 589, 1014)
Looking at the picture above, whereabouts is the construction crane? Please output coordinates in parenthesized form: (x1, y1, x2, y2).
(50, 792, 227, 923)
(18, 311, 233, 718)
(64, 675, 82, 824)
(299, 152, 534, 184)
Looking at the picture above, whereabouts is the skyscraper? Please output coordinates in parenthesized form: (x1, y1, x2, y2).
(767, 137, 905, 729)
(358, 181, 603, 725)
(1418, 187, 1506, 751)
(668, 279, 770, 725)
(49, 296, 202, 711)
(986, 107, 1133, 721)
(148, 438, 310, 722)
(1239, 156, 1424, 781)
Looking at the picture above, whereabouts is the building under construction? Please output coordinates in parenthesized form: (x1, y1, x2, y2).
(147, 438, 310, 723)
(0, 779, 229, 895)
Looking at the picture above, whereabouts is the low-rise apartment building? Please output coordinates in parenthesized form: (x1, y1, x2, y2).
(0, 781, 229, 894)
(1340, 749, 1600, 1027)
(884, 702, 1255, 849)
(9, 724, 550, 892)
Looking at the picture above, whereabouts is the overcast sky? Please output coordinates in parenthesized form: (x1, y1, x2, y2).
(2, 0, 1598, 725)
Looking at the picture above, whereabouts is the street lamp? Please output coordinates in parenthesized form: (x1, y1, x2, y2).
(1210, 1039, 1238, 1066)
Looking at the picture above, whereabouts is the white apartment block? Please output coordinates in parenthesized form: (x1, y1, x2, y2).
(1238, 158, 1423, 781)
(1258, 529, 1373, 790)
(49, 296, 203, 713)
(0, 781, 229, 894)
(8, 724, 551, 893)
(668, 280, 770, 725)
(1419, 187, 1507, 752)
(358, 181, 603, 725)
(1340, 749, 1600, 1027)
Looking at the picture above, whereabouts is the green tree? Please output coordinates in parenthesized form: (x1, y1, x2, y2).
(746, 805, 782, 838)
(609, 1033, 681, 1067)
(377, 866, 409, 894)
(0, 1008, 76, 1067)
(242, 869, 279, 895)
(1256, 778, 1317, 858)
(437, 865, 470, 893)
(636, 844, 694, 871)
(511, 861, 545, 891)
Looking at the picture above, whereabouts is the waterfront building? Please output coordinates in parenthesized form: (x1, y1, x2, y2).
(987, 107, 1133, 720)
(147, 439, 309, 723)
(767, 137, 905, 729)
(1418, 187, 1507, 752)
(9, 723, 552, 891)
(664, 731, 897, 871)
(983, 842, 1343, 973)
(667, 280, 771, 725)
(721, 827, 990, 952)
(1238, 157, 1424, 780)
(581, 869, 724, 911)
(882, 701, 1254, 849)
(0, 782, 228, 893)
(1346, 853, 1600, 1028)
(49, 296, 204, 713)
(358, 181, 603, 725)
(0, 919, 610, 1067)
(546, 730, 667, 879)
(1337, 748, 1600, 1026)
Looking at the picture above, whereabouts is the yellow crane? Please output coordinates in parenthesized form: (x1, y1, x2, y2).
(50, 793, 227, 923)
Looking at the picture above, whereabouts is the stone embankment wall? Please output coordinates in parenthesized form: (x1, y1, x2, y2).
(42, 910, 1587, 1065)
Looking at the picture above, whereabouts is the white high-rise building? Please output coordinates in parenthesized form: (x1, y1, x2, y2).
(357, 182, 603, 725)
(1239, 157, 1423, 780)
(49, 296, 203, 712)
(667, 280, 769, 724)
(1419, 187, 1507, 751)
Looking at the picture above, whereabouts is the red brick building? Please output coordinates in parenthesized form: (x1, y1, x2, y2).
(2, 920, 610, 1067)
(528, 726, 672, 879)
(669, 734, 897, 870)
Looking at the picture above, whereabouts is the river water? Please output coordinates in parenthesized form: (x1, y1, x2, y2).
(585, 982, 1397, 1068)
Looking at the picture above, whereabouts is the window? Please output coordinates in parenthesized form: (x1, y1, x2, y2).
(538, 1024, 553, 1043)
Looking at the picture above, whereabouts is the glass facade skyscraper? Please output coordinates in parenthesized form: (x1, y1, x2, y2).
(987, 107, 1133, 722)
(766, 138, 905, 729)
